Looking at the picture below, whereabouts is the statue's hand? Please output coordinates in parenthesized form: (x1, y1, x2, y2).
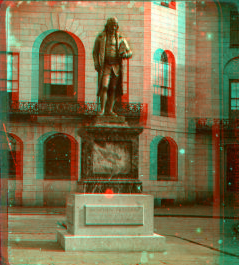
(120, 52, 132, 59)
(95, 65, 101, 72)
(120, 52, 128, 59)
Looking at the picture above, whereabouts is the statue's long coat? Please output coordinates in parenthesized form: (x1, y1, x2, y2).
(92, 31, 132, 100)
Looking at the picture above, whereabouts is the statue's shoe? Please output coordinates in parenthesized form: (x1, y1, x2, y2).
(108, 111, 118, 117)
(98, 110, 105, 116)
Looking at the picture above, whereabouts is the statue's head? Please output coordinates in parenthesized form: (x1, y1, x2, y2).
(105, 17, 119, 34)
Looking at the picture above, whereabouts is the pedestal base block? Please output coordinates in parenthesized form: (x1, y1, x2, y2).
(57, 230, 166, 252)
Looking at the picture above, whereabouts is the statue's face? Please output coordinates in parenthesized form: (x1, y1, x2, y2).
(108, 22, 118, 35)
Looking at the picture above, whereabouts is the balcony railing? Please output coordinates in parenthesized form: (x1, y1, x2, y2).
(9, 101, 145, 117)
(194, 118, 239, 132)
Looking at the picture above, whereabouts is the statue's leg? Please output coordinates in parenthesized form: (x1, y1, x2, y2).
(98, 70, 110, 115)
(108, 74, 118, 117)
(98, 86, 107, 115)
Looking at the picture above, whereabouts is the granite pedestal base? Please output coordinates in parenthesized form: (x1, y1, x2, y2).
(57, 194, 166, 252)
(57, 232, 165, 252)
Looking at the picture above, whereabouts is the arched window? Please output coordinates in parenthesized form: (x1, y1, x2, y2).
(153, 50, 175, 117)
(44, 134, 78, 180)
(224, 57, 239, 118)
(39, 31, 81, 102)
(157, 137, 177, 181)
(8, 134, 16, 178)
(2, 133, 23, 180)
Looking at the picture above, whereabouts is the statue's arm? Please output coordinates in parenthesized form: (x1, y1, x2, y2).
(93, 35, 101, 71)
(120, 39, 132, 59)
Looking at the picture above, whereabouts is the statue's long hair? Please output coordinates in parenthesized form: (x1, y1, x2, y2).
(104, 20, 119, 33)
(104, 19, 120, 57)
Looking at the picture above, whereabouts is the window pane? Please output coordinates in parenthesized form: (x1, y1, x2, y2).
(12, 54, 18, 67)
(230, 12, 239, 46)
(7, 54, 12, 81)
(7, 81, 12, 92)
(6, 53, 19, 93)
(231, 83, 237, 98)
(236, 83, 239, 97)
(163, 63, 169, 87)
(12, 81, 18, 92)
(44, 54, 51, 70)
(157, 139, 170, 178)
(67, 56, 73, 71)
(51, 55, 73, 71)
(231, 99, 237, 109)
(164, 88, 168, 96)
(45, 135, 71, 179)
(236, 100, 239, 110)
(168, 89, 172, 97)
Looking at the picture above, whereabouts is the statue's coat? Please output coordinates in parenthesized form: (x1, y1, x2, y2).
(93, 31, 132, 101)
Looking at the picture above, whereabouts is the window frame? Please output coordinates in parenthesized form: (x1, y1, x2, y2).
(230, 11, 239, 48)
(39, 31, 78, 102)
(229, 79, 239, 118)
(0, 52, 19, 102)
(44, 133, 78, 181)
(153, 50, 175, 117)
(157, 138, 178, 181)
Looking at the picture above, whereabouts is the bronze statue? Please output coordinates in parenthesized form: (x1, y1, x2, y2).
(93, 17, 132, 116)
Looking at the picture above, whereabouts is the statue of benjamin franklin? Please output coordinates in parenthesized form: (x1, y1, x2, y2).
(93, 17, 132, 117)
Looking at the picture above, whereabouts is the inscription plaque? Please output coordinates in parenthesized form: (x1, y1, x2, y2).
(85, 205, 144, 225)
(93, 141, 132, 174)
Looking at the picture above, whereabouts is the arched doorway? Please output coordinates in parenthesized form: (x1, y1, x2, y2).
(43, 133, 78, 206)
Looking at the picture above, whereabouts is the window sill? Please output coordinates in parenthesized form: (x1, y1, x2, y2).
(152, 113, 176, 118)
(157, 177, 178, 181)
(39, 98, 77, 103)
(44, 178, 73, 181)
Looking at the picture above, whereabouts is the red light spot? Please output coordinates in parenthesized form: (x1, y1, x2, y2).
(201, 32, 205, 36)
(104, 189, 114, 199)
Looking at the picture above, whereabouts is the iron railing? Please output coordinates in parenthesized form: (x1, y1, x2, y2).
(10, 101, 145, 117)
(194, 118, 239, 131)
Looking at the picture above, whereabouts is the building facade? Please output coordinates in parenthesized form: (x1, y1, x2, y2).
(0, 0, 237, 207)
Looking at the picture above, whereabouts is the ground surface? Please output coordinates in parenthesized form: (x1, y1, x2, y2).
(6, 205, 239, 265)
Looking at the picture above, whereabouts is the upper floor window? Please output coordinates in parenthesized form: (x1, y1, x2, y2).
(44, 45, 74, 97)
(0, 52, 19, 102)
(39, 31, 79, 102)
(153, 49, 175, 117)
(229, 79, 239, 118)
(230, 12, 239, 48)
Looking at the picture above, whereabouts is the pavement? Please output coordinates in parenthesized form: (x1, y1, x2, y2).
(6, 205, 239, 265)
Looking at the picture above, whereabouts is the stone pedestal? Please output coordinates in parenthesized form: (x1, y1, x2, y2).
(57, 193, 166, 252)
(78, 122, 144, 193)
